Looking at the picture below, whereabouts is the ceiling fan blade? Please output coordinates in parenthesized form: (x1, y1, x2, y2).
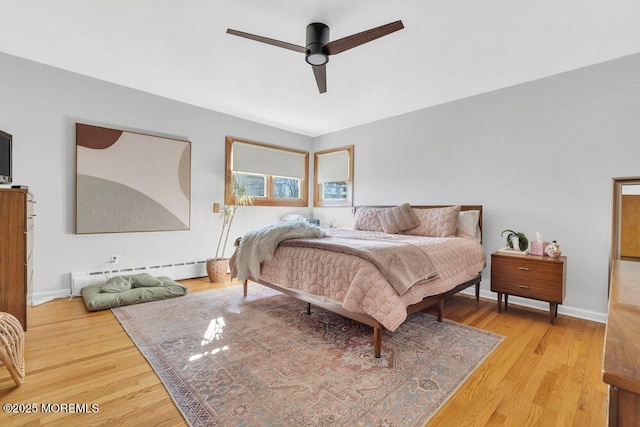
(226, 28, 307, 53)
(312, 64, 327, 94)
(324, 20, 404, 55)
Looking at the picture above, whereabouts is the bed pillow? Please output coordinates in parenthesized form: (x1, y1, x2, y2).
(404, 205, 462, 237)
(353, 207, 386, 232)
(456, 210, 481, 241)
(378, 203, 420, 234)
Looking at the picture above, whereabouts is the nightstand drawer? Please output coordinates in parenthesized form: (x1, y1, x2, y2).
(491, 275, 563, 302)
(491, 256, 563, 283)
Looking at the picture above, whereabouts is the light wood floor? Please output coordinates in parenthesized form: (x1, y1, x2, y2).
(0, 276, 608, 426)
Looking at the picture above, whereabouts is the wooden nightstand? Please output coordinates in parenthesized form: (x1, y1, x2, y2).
(491, 252, 566, 324)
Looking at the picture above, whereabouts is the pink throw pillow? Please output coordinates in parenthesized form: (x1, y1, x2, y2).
(404, 205, 462, 237)
(378, 203, 420, 234)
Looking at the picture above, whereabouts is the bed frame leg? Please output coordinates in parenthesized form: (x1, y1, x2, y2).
(243, 280, 248, 297)
(373, 326, 381, 358)
(475, 282, 480, 300)
(437, 299, 444, 322)
(307, 303, 311, 315)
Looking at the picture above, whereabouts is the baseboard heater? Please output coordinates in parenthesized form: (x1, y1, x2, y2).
(70, 260, 207, 296)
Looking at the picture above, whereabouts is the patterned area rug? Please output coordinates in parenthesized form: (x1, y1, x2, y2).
(112, 284, 503, 426)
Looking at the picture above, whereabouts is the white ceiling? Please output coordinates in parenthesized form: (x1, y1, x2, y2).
(1, 0, 639, 137)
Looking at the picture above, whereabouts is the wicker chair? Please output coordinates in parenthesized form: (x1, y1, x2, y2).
(0, 312, 25, 386)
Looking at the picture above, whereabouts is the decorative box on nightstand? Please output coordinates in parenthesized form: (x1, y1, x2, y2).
(490, 251, 566, 324)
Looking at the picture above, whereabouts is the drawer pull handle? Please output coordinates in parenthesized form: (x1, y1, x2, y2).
(518, 285, 530, 289)
(518, 267, 530, 271)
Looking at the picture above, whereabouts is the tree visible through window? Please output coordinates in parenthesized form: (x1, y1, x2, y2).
(274, 176, 300, 199)
(322, 181, 348, 199)
(234, 173, 266, 198)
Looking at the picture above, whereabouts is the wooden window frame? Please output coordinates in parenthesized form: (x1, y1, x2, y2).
(313, 145, 354, 207)
(225, 136, 309, 207)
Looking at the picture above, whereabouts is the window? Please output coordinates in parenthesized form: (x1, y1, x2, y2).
(225, 137, 309, 207)
(313, 145, 354, 207)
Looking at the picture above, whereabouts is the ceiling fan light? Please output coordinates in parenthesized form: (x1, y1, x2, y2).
(306, 52, 328, 66)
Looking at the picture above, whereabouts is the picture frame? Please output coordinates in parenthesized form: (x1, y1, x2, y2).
(75, 123, 191, 234)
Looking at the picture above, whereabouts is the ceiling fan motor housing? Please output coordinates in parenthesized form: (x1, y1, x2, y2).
(305, 23, 330, 65)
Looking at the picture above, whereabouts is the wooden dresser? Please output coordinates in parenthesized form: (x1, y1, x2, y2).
(0, 188, 35, 331)
(491, 252, 566, 324)
(603, 260, 640, 426)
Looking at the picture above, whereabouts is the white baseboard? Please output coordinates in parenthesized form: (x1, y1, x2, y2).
(30, 259, 208, 304)
(29, 289, 74, 306)
(69, 260, 208, 296)
(460, 288, 607, 324)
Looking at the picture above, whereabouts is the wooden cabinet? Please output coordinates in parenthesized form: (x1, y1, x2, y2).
(491, 252, 566, 324)
(603, 260, 640, 426)
(0, 188, 35, 330)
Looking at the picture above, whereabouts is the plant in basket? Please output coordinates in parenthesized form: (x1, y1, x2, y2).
(207, 176, 254, 282)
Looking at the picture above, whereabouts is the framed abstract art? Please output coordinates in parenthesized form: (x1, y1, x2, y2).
(75, 123, 191, 234)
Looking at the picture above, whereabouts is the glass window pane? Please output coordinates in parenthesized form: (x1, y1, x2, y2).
(235, 173, 266, 198)
(273, 176, 300, 199)
(322, 181, 347, 200)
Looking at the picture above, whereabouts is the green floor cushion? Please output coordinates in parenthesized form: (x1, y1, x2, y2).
(81, 274, 188, 311)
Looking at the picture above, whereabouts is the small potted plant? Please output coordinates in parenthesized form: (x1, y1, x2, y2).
(501, 229, 529, 252)
(207, 176, 253, 282)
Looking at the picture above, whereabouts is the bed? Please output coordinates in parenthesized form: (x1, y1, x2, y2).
(231, 204, 486, 358)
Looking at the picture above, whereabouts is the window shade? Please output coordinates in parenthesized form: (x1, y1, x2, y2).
(317, 150, 349, 183)
(232, 142, 306, 179)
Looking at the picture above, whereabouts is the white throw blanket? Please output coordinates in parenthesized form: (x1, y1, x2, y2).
(235, 221, 326, 282)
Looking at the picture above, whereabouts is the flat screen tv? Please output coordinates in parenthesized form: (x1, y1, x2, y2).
(0, 130, 12, 184)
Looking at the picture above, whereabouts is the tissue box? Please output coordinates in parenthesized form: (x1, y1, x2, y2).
(530, 241, 550, 256)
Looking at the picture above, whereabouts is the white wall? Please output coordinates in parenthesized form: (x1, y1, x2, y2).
(3, 49, 639, 320)
(0, 52, 312, 297)
(313, 53, 640, 319)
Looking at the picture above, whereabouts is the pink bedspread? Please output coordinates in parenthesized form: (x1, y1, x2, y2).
(280, 230, 437, 295)
(255, 229, 486, 331)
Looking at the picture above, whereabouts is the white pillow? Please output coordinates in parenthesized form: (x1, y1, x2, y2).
(456, 210, 481, 241)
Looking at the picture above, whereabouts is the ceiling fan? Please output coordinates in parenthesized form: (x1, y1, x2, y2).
(226, 20, 404, 94)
